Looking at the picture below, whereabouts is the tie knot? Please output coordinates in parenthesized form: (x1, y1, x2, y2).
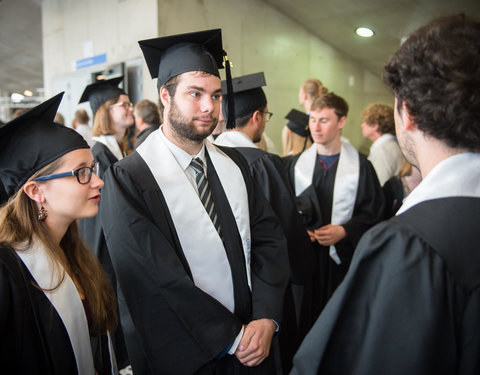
(190, 158, 204, 175)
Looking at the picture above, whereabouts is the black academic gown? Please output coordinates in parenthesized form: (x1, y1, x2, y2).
(235, 147, 316, 372)
(291, 197, 480, 375)
(284, 153, 384, 318)
(135, 125, 158, 149)
(0, 245, 113, 374)
(100, 146, 289, 375)
(78, 142, 130, 369)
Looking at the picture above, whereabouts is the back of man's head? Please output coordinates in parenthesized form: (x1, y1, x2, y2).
(74, 109, 90, 125)
(310, 93, 349, 118)
(134, 99, 160, 127)
(362, 103, 395, 135)
(383, 14, 480, 151)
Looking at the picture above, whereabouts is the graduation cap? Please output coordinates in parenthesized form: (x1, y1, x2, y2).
(0, 92, 89, 203)
(138, 29, 236, 129)
(221, 72, 267, 129)
(79, 76, 126, 115)
(285, 109, 310, 137)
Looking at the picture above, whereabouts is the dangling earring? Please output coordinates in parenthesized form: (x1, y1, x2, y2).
(38, 205, 48, 222)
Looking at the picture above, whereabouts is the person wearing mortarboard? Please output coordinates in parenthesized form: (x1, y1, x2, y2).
(0, 93, 119, 374)
(282, 109, 313, 156)
(98, 29, 289, 374)
(283, 92, 385, 322)
(214, 72, 316, 372)
(78, 76, 132, 371)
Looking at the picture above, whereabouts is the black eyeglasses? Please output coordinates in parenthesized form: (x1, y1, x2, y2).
(260, 110, 273, 122)
(34, 163, 100, 184)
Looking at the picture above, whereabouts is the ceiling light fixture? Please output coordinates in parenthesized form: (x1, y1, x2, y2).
(355, 27, 375, 38)
(24, 90, 33, 97)
(11, 93, 24, 103)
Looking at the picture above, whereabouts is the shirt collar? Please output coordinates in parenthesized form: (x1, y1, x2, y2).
(370, 133, 395, 152)
(397, 152, 480, 215)
(159, 125, 206, 171)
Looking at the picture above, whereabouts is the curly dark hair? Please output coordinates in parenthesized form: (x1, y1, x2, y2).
(383, 14, 480, 151)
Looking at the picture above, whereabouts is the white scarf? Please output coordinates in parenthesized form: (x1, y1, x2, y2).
(214, 131, 258, 148)
(294, 139, 360, 264)
(397, 152, 480, 215)
(16, 238, 95, 375)
(137, 129, 252, 312)
(92, 134, 124, 161)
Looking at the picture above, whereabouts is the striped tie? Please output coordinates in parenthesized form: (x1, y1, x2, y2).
(190, 158, 222, 237)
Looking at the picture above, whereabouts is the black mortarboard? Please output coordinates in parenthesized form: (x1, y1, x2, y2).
(221, 72, 267, 129)
(139, 29, 224, 88)
(285, 109, 310, 137)
(138, 29, 236, 129)
(0, 92, 89, 203)
(79, 76, 125, 115)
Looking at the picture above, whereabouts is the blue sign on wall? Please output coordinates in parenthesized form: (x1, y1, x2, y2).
(75, 53, 107, 70)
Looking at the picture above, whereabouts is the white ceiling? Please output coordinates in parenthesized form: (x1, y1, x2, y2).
(1, 0, 479, 95)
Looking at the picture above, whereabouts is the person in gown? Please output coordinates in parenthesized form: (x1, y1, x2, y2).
(291, 14, 480, 375)
(0, 93, 118, 374)
(100, 29, 289, 374)
(282, 78, 327, 156)
(78, 77, 133, 370)
(284, 92, 385, 320)
(214, 72, 316, 372)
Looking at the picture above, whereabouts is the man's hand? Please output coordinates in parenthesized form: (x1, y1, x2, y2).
(235, 319, 276, 367)
(314, 224, 346, 246)
(307, 229, 316, 242)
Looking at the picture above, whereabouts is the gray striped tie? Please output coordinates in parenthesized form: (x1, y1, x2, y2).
(190, 158, 222, 237)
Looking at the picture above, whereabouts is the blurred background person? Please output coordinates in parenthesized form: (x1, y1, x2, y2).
(72, 108, 94, 147)
(361, 103, 403, 186)
(133, 99, 160, 149)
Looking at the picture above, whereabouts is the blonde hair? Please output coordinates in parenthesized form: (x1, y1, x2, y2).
(301, 78, 328, 100)
(93, 96, 129, 153)
(0, 158, 117, 334)
(282, 126, 312, 156)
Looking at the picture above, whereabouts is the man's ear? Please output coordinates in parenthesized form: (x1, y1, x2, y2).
(401, 101, 417, 131)
(159, 86, 171, 109)
(23, 181, 44, 204)
(338, 116, 347, 130)
(252, 110, 262, 126)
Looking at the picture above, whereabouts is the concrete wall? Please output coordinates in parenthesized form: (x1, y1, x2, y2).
(42, 0, 393, 154)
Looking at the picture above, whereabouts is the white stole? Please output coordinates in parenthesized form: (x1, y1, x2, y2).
(92, 134, 125, 161)
(397, 152, 480, 215)
(294, 139, 360, 264)
(214, 131, 258, 148)
(16, 239, 95, 375)
(137, 130, 251, 312)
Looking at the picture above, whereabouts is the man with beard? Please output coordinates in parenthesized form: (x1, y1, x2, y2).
(291, 14, 480, 375)
(99, 29, 289, 375)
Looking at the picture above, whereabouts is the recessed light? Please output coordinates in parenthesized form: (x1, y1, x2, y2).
(11, 93, 24, 103)
(355, 27, 375, 38)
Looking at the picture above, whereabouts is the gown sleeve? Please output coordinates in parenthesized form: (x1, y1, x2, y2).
(292, 220, 480, 375)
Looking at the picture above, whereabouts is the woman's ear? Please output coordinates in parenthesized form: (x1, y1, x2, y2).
(23, 181, 44, 204)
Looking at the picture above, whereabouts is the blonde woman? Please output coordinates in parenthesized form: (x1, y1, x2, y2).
(282, 79, 328, 156)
